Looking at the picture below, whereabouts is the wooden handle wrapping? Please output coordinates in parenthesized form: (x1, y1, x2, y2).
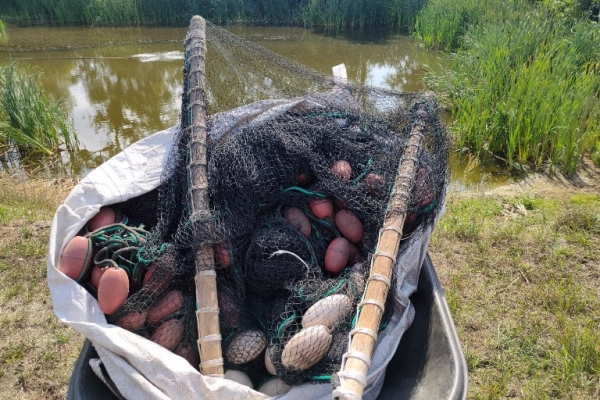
(335, 99, 431, 399)
(185, 15, 224, 377)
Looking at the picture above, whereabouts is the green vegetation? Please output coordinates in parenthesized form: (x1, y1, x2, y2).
(0, 0, 307, 26)
(430, 190, 600, 399)
(416, 0, 600, 175)
(0, 19, 6, 43)
(534, 0, 599, 19)
(303, 0, 427, 31)
(0, 174, 82, 399)
(414, 0, 524, 51)
(0, 64, 77, 157)
(0, 0, 428, 29)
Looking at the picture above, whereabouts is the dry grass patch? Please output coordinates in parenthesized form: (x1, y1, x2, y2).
(431, 191, 600, 399)
(0, 174, 81, 400)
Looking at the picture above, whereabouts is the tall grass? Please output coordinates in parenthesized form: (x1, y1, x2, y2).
(302, 0, 427, 31)
(414, 0, 529, 51)
(423, 4, 600, 175)
(0, 19, 7, 44)
(0, 64, 77, 157)
(390, 0, 428, 31)
(84, 0, 140, 27)
(1, 0, 311, 26)
(533, 0, 599, 19)
(1, 0, 427, 29)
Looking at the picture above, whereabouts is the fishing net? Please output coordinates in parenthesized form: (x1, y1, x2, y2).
(54, 16, 450, 397)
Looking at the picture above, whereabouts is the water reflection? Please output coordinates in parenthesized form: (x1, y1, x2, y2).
(0, 25, 509, 187)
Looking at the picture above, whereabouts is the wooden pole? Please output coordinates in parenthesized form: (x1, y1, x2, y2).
(185, 16, 224, 378)
(335, 95, 434, 399)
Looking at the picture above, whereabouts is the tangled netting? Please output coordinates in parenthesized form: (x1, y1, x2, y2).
(74, 19, 450, 390)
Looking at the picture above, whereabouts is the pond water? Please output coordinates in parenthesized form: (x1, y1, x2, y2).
(0, 25, 512, 188)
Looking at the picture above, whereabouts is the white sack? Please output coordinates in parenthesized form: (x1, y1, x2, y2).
(49, 98, 433, 399)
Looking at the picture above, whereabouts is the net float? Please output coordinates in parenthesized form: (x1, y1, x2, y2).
(214, 241, 233, 267)
(225, 329, 267, 365)
(335, 209, 364, 243)
(414, 167, 434, 207)
(217, 289, 244, 329)
(324, 237, 350, 274)
(115, 311, 147, 331)
(150, 318, 184, 351)
(258, 377, 292, 396)
(265, 347, 277, 375)
(174, 342, 200, 369)
(302, 294, 352, 329)
(309, 198, 333, 219)
(296, 172, 310, 184)
(333, 197, 349, 210)
(324, 213, 337, 229)
(348, 242, 362, 264)
(302, 294, 353, 329)
(147, 290, 185, 325)
(97, 267, 129, 315)
(404, 212, 417, 227)
(59, 236, 92, 281)
(281, 325, 332, 371)
(332, 160, 352, 180)
(87, 207, 116, 232)
(224, 370, 253, 389)
(142, 262, 172, 296)
(90, 266, 107, 288)
(362, 173, 385, 195)
(284, 207, 311, 238)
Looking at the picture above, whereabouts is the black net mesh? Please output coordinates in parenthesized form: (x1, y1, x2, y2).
(67, 18, 450, 387)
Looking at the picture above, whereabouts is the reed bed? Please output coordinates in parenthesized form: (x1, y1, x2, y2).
(419, 1, 600, 175)
(0, 19, 6, 44)
(1, 0, 427, 29)
(0, 64, 77, 157)
(303, 0, 426, 31)
(413, 0, 529, 51)
(1, 0, 308, 26)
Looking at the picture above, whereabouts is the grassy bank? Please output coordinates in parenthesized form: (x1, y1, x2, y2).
(430, 183, 600, 398)
(0, 172, 598, 398)
(0, 174, 82, 399)
(0, 64, 77, 159)
(416, 0, 600, 176)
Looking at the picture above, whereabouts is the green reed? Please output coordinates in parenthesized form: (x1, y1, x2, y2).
(0, 0, 308, 26)
(83, 0, 140, 27)
(0, 19, 6, 44)
(424, 6, 600, 175)
(0, 64, 77, 156)
(1, 0, 428, 29)
(413, 0, 528, 51)
(302, 0, 426, 30)
(390, 0, 428, 31)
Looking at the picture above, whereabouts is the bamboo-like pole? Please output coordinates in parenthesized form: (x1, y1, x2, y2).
(185, 16, 224, 378)
(334, 95, 434, 399)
